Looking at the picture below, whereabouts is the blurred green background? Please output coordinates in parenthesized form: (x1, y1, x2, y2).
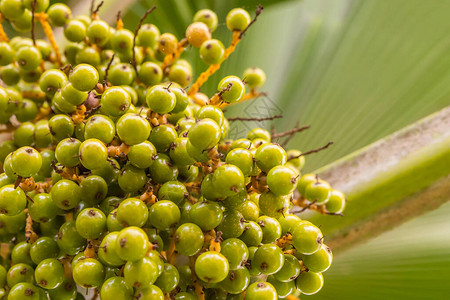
(47, 0, 450, 298)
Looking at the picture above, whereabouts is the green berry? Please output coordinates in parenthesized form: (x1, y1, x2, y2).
(245, 282, 277, 300)
(226, 8, 251, 31)
(189, 200, 223, 231)
(11, 241, 34, 266)
(148, 200, 180, 230)
(154, 263, 180, 293)
(55, 138, 81, 167)
(75, 208, 107, 239)
(158, 181, 187, 205)
(87, 20, 111, 46)
(220, 268, 250, 295)
(7, 282, 40, 300)
(195, 251, 229, 283)
(116, 226, 149, 262)
(258, 216, 282, 244)
(146, 85, 176, 114)
(30, 237, 59, 265)
(118, 164, 147, 193)
(254, 143, 287, 173)
(298, 244, 333, 273)
(148, 124, 178, 152)
(0, 0, 25, 20)
(51, 179, 81, 210)
(101, 86, 131, 117)
(137, 24, 160, 47)
(243, 67, 266, 89)
(148, 154, 178, 184)
(80, 175, 108, 205)
(69, 63, 99, 92)
(116, 113, 151, 145)
(325, 189, 346, 213)
(79, 138, 108, 170)
(295, 271, 323, 295)
(138, 62, 163, 86)
(47, 3, 71, 26)
(84, 115, 116, 144)
(221, 238, 249, 270)
(217, 76, 245, 103)
(304, 179, 331, 205)
(35, 258, 65, 289)
(64, 19, 87, 42)
(194, 9, 218, 32)
(57, 221, 86, 255)
(116, 198, 149, 227)
(7, 263, 34, 287)
(0, 184, 26, 215)
(267, 275, 295, 298)
(292, 221, 323, 255)
(73, 258, 105, 288)
(100, 276, 134, 300)
(258, 191, 290, 219)
(11, 146, 42, 178)
(216, 210, 245, 240)
(174, 223, 204, 256)
(98, 232, 126, 267)
(124, 257, 160, 288)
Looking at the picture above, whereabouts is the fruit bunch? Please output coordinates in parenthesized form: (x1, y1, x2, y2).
(0, 1, 346, 299)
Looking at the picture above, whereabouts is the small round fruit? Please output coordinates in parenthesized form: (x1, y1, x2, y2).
(75, 208, 106, 239)
(116, 226, 149, 262)
(72, 258, 105, 288)
(51, 179, 81, 210)
(298, 244, 333, 273)
(116, 198, 148, 227)
(79, 138, 108, 170)
(253, 244, 284, 275)
(0, 184, 26, 215)
(11, 146, 42, 178)
(243, 67, 266, 89)
(174, 223, 204, 256)
(195, 251, 229, 283)
(124, 257, 160, 288)
(47, 3, 71, 26)
(193, 9, 218, 32)
(101, 86, 131, 117)
(245, 282, 277, 300)
(69, 64, 99, 92)
(116, 113, 151, 146)
(148, 200, 180, 230)
(199, 39, 225, 65)
(254, 143, 287, 173)
(226, 8, 251, 31)
(295, 271, 324, 295)
(217, 76, 245, 103)
(35, 258, 65, 289)
(100, 276, 134, 300)
(304, 179, 331, 205)
(146, 85, 176, 114)
(188, 118, 221, 150)
(292, 221, 323, 255)
(186, 22, 211, 48)
(325, 189, 346, 213)
(158, 33, 178, 55)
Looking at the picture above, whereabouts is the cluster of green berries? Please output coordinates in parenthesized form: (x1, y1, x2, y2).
(0, 1, 346, 299)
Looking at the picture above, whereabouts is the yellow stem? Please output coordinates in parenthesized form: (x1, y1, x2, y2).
(161, 38, 189, 71)
(188, 31, 241, 96)
(0, 14, 9, 42)
(36, 13, 62, 67)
